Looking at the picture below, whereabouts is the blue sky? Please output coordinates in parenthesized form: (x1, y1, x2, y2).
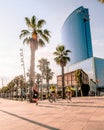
(0, 0, 104, 87)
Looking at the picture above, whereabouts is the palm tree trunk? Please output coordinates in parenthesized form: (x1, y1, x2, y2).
(21, 88, 23, 101)
(40, 73, 44, 100)
(30, 42, 35, 84)
(80, 83, 83, 96)
(29, 42, 36, 102)
(62, 66, 65, 99)
(47, 80, 49, 93)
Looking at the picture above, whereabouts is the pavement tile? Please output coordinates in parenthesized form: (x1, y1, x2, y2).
(0, 97, 104, 130)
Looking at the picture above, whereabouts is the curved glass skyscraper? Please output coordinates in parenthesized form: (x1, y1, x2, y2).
(60, 6, 104, 92)
(62, 6, 93, 65)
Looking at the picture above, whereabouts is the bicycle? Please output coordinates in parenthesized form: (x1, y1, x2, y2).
(49, 92, 56, 103)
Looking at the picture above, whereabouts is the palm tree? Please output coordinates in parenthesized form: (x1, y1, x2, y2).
(1, 86, 8, 98)
(54, 45, 71, 99)
(37, 58, 50, 100)
(8, 80, 15, 99)
(19, 16, 51, 86)
(35, 73, 42, 87)
(19, 75, 26, 101)
(44, 66, 54, 93)
(75, 69, 83, 96)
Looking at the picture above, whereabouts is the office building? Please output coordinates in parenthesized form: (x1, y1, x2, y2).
(62, 6, 93, 65)
(61, 6, 104, 93)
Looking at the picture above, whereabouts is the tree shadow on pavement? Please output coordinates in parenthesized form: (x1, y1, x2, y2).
(39, 101, 104, 109)
(73, 101, 94, 103)
(0, 110, 59, 130)
(66, 103, 104, 108)
(38, 104, 59, 109)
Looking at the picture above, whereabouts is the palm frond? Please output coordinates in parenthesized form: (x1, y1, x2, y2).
(59, 45, 65, 52)
(42, 34, 50, 43)
(63, 56, 70, 61)
(37, 30, 50, 43)
(37, 20, 46, 28)
(25, 17, 31, 28)
(31, 16, 37, 28)
(66, 50, 71, 53)
(44, 29, 51, 37)
(54, 57, 60, 65)
(19, 30, 30, 39)
(23, 37, 30, 44)
(54, 51, 60, 56)
(63, 51, 69, 56)
(37, 29, 43, 35)
(38, 39, 45, 47)
(56, 45, 64, 52)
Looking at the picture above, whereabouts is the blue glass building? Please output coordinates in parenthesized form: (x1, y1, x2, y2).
(61, 6, 104, 92)
(62, 6, 93, 65)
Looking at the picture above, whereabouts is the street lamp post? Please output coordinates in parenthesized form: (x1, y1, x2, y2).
(1, 78, 4, 98)
(20, 48, 26, 81)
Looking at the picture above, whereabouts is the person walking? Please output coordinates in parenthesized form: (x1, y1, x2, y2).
(66, 85, 72, 102)
(32, 83, 39, 105)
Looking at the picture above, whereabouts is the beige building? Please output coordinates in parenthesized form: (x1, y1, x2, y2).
(57, 69, 89, 96)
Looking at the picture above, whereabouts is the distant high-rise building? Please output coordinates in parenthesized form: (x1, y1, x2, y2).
(62, 6, 93, 65)
(61, 6, 104, 92)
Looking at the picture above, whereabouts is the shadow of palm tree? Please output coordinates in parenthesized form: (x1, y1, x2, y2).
(39, 101, 104, 109)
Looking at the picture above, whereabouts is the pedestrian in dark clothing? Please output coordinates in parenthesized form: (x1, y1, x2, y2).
(32, 83, 39, 105)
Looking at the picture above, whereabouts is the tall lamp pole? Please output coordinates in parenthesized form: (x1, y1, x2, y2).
(1, 78, 4, 87)
(20, 48, 26, 81)
(1, 78, 4, 98)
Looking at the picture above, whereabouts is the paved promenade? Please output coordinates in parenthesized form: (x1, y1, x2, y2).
(0, 96, 104, 130)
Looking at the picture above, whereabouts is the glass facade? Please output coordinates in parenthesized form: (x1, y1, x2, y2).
(62, 6, 93, 65)
(61, 6, 104, 92)
(68, 57, 104, 87)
